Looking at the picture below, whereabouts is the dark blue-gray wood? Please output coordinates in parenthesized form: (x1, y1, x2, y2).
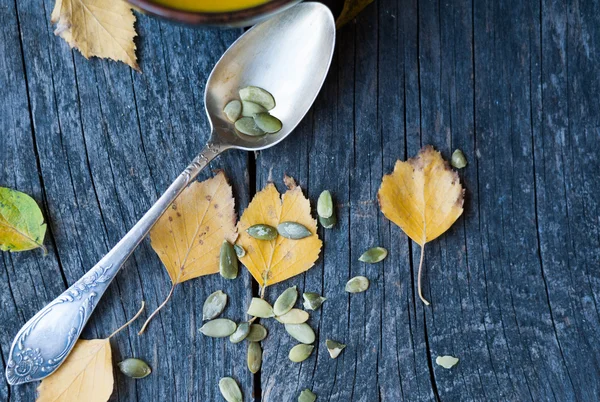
(1, 0, 599, 400)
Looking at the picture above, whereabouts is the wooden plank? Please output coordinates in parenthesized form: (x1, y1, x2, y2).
(1, 1, 253, 400)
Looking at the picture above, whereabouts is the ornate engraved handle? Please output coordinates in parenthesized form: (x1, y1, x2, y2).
(6, 142, 226, 385)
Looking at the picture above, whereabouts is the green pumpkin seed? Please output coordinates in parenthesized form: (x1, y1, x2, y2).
(229, 322, 251, 343)
(298, 389, 317, 402)
(239, 86, 276, 110)
(118, 358, 151, 379)
(254, 113, 282, 134)
(289, 344, 314, 363)
(202, 290, 228, 321)
(277, 222, 312, 239)
(219, 377, 243, 402)
(275, 308, 309, 324)
(247, 342, 262, 373)
(317, 190, 334, 218)
(358, 247, 388, 264)
(199, 318, 237, 338)
(319, 213, 336, 229)
(302, 292, 327, 311)
(326, 339, 346, 359)
(241, 100, 267, 117)
(234, 244, 246, 258)
(345, 276, 369, 293)
(247, 224, 278, 240)
(235, 117, 266, 137)
(246, 324, 268, 342)
(284, 323, 315, 344)
(220, 241, 239, 279)
(273, 286, 298, 316)
(246, 298, 275, 318)
(223, 100, 242, 122)
(451, 149, 467, 169)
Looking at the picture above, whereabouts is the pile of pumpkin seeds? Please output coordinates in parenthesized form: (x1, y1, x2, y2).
(224, 86, 282, 137)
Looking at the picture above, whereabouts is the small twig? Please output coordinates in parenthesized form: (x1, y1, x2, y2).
(417, 244, 430, 305)
(138, 285, 176, 335)
(108, 301, 145, 339)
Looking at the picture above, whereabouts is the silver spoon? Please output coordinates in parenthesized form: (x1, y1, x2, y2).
(6, 3, 335, 385)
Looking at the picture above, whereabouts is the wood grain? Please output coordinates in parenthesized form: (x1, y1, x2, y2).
(1, 0, 599, 400)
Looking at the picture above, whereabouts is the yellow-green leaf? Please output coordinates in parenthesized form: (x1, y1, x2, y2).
(0, 187, 47, 252)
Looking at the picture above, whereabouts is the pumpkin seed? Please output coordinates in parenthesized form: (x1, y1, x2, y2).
(118, 358, 151, 379)
(202, 290, 228, 321)
(247, 342, 262, 373)
(234, 244, 246, 258)
(326, 339, 346, 359)
(275, 308, 309, 324)
(284, 323, 315, 344)
(223, 100, 242, 122)
(302, 292, 326, 311)
(241, 100, 267, 117)
(246, 324, 268, 342)
(298, 389, 317, 402)
(319, 213, 336, 229)
(199, 318, 237, 338)
(289, 344, 314, 363)
(358, 247, 388, 264)
(220, 241, 239, 279)
(345, 276, 369, 293)
(239, 86, 275, 110)
(235, 117, 265, 136)
(273, 286, 298, 316)
(230, 322, 251, 343)
(219, 377, 243, 402)
(247, 224, 278, 240)
(254, 113, 282, 134)
(246, 298, 275, 318)
(317, 190, 334, 218)
(436, 355, 459, 369)
(451, 149, 467, 169)
(277, 222, 312, 239)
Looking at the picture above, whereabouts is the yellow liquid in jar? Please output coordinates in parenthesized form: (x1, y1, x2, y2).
(153, 0, 270, 12)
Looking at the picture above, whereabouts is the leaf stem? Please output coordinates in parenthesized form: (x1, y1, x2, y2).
(417, 244, 430, 305)
(138, 285, 176, 335)
(108, 301, 145, 339)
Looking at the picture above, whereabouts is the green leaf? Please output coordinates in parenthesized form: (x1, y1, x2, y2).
(336, 0, 375, 29)
(0, 187, 47, 252)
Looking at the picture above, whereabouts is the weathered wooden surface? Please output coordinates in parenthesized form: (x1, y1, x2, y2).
(1, 0, 599, 401)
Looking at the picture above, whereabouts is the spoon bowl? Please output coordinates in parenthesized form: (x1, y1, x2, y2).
(206, 2, 335, 150)
(5, 3, 335, 385)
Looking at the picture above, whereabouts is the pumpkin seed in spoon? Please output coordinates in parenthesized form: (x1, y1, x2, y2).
(202, 290, 228, 320)
(254, 113, 282, 134)
(235, 117, 266, 137)
(223, 100, 242, 122)
(241, 100, 267, 117)
(239, 86, 275, 110)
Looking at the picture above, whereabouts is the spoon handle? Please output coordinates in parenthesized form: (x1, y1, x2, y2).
(5, 141, 226, 385)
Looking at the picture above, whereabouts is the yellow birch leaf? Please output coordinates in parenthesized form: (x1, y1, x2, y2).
(51, 0, 139, 70)
(336, 0, 375, 29)
(36, 303, 145, 402)
(378, 145, 464, 305)
(37, 339, 113, 402)
(237, 176, 322, 289)
(139, 172, 237, 333)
